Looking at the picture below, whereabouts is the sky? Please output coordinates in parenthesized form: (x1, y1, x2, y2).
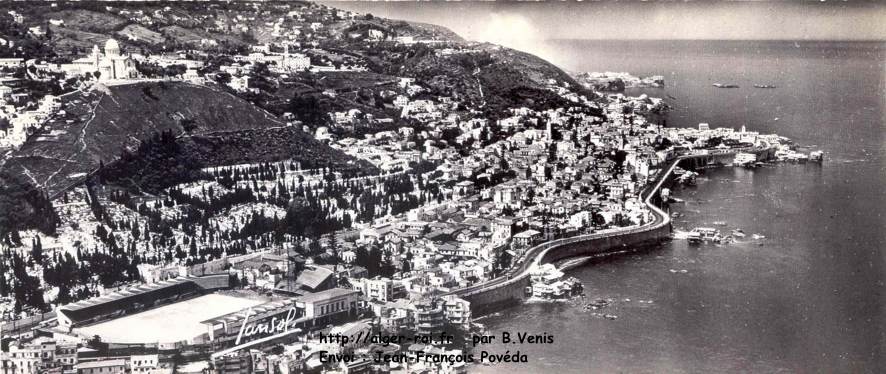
(327, 1, 886, 50)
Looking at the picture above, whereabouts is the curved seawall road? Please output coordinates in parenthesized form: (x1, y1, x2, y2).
(450, 151, 756, 315)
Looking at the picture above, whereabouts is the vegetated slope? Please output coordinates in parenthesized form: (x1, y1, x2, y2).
(0, 170, 59, 242)
(401, 21, 465, 43)
(377, 41, 589, 115)
(479, 46, 594, 112)
(5, 81, 365, 196)
(97, 126, 373, 194)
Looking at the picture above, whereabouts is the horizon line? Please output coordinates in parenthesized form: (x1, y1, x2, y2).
(541, 38, 886, 43)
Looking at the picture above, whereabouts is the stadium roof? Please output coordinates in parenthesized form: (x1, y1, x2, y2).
(61, 278, 193, 312)
(59, 277, 202, 324)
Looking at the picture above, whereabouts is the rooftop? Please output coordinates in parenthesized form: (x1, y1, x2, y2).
(296, 288, 360, 304)
(61, 277, 193, 313)
(74, 359, 127, 369)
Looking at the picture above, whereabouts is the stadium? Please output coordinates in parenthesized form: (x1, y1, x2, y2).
(73, 294, 263, 344)
(55, 274, 361, 350)
(56, 275, 259, 345)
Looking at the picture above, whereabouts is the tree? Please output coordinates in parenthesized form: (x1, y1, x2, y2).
(214, 72, 231, 85)
(494, 249, 513, 276)
(9, 230, 21, 247)
(328, 233, 340, 265)
(30, 236, 43, 265)
(87, 335, 106, 353)
(0, 272, 8, 298)
(56, 284, 72, 305)
(288, 255, 305, 280)
(229, 273, 241, 288)
(175, 245, 186, 261)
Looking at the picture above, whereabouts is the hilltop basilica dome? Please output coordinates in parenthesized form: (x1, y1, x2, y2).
(104, 39, 120, 57)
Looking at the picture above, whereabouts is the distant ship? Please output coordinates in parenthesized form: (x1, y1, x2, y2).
(712, 83, 739, 88)
(754, 84, 777, 88)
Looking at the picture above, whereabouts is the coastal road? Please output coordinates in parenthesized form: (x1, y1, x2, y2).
(448, 151, 744, 298)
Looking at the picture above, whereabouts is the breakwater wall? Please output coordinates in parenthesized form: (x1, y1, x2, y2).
(679, 147, 775, 170)
(460, 224, 671, 316)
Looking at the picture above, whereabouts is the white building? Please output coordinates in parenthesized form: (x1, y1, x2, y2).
(60, 39, 138, 81)
(353, 277, 395, 302)
(0, 58, 24, 68)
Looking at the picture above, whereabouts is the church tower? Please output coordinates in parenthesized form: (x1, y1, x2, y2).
(91, 45, 101, 70)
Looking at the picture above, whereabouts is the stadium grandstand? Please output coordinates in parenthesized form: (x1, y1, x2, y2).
(57, 275, 230, 329)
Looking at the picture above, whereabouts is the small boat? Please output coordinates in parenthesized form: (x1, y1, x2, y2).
(810, 150, 824, 163)
(754, 84, 777, 89)
(752, 234, 766, 240)
(604, 314, 618, 320)
(778, 150, 810, 163)
(791, 153, 809, 163)
(713, 221, 727, 226)
(688, 227, 722, 243)
(731, 229, 746, 238)
(733, 152, 757, 168)
(586, 298, 613, 310)
(713, 83, 740, 88)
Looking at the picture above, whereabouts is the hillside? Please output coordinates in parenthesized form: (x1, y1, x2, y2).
(4, 81, 365, 196)
(97, 126, 371, 194)
(415, 43, 586, 111)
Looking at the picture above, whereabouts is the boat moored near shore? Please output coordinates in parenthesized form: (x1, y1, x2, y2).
(733, 152, 758, 168)
(687, 227, 722, 243)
